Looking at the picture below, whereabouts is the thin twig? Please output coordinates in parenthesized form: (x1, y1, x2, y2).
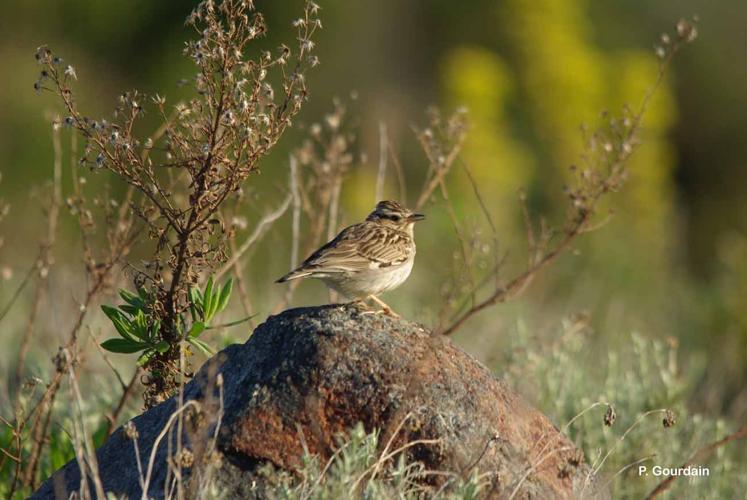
(228, 237, 256, 328)
(367, 412, 413, 485)
(508, 446, 575, 500)
(0, 262, 35, 323)
(87, 327, 128, 390)
(289, 154, 301, 272)
(0, 129, 57, 333)
(462, 433, 501, 477)
(415, 130, 466, 210)
(387, 138, 407, 202)
(600, 455, 656, 494)
(460, 159, 501, 284)
(66, 349, 106, 499)
(141, 400, 200, 500)
(580, 409, 670, 497)
(106, 369, 142, 437)
(646, 423, 747, 499)
(438, 181, 477, 307)
(215, 194, 292, 281)
(375, 121, 387, 202)
(350, 434, 441, 496)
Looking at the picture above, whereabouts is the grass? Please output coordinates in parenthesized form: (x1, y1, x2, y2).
(504, 319, 747, 498)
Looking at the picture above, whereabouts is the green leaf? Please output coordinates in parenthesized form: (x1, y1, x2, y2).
(131, 310, 149, 340)
(205, 315, 254, 330)
(188, 286, 200, 303)
(216, 278, 233, 314)
(149, 320, 161, 341)
(119, 288, 137, 303)
(203, 277, 215, 322)
(49, 430, 74, 471)
(101, 303, 124, 323)
(189, 321, 205, 338)
(188, 287, 200, 321)
(119, 289, 146, 310)
(119, 304, 140, 316)
(155, 341, 170, 353)
(101, 338, 147, 353)
(188, 337, 214, 356)
(101, 305, 138, 342)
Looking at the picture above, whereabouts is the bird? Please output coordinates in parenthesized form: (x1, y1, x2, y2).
(276, 200, 425, 316)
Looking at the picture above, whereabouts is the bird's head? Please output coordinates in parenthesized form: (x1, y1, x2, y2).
(366, 200, 425, 233)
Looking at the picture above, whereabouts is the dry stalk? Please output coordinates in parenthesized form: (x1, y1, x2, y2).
(272, 99, 355, 312)
(34, 0, 320, 405)
(438, 18, 697, 336)
(140, 400, 201, 499)
(414, 108, 468, 211)
(65, 348, 106, 499)
(106, 369, 142, 437)
(375, 121, 388, 202)
(580, 409, 672, 497)
(645, 422, 747, 499)
(507, 445, 576, 500)
(215, 194, 292, 281)
(14, 120, 63, 387)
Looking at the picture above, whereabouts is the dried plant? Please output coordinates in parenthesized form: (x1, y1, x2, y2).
(417, 17, 701, 337)
(33, 0, 320, 406)
(2, 125, 136, 494)
(272, 97, 358, 311)
(3, 1, 320, 494)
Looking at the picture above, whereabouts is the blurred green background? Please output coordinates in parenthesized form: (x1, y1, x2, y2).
(1, 0, 746, 420)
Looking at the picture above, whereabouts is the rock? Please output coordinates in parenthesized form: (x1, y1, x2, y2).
(32, 304, 605, 499)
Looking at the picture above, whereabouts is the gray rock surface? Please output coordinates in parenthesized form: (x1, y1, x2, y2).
(33, 304, 604, 499)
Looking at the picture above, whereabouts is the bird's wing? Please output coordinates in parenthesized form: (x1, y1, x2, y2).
(299, 222, 413, 273)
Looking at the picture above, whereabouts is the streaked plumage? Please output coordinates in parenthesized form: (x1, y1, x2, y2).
(276, 201, 425, 312)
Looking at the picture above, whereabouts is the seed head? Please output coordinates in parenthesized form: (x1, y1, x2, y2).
(604, 405, 616, 427)
(64, 65, 77, 80)
(124, 421, 139, 440)
(676, 19, 698, 43)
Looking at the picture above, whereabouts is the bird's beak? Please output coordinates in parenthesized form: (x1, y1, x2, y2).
(407, 213, 426, 222)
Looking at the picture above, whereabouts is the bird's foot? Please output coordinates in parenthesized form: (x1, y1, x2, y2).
(349, 299, 372, 315)
(380, 306, 400, 318)
(359, 307, 399, 317)
(366, 295, 400, 318)
(348, 299, 368, 310)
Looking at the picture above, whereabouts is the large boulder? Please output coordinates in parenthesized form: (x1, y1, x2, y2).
(33, 304, 605, 498)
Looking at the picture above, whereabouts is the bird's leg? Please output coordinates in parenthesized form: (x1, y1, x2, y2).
(368, 295, 399, 318)
(349, 297, 370, 311)
(357, 297, 378, 316)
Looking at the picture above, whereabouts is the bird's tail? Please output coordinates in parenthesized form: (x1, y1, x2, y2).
(275, 268, 313, 283)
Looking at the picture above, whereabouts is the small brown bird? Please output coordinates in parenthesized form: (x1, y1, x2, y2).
(276, 200, 425, 315)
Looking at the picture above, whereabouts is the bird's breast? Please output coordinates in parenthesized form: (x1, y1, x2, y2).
(373, 257, 414, 293)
